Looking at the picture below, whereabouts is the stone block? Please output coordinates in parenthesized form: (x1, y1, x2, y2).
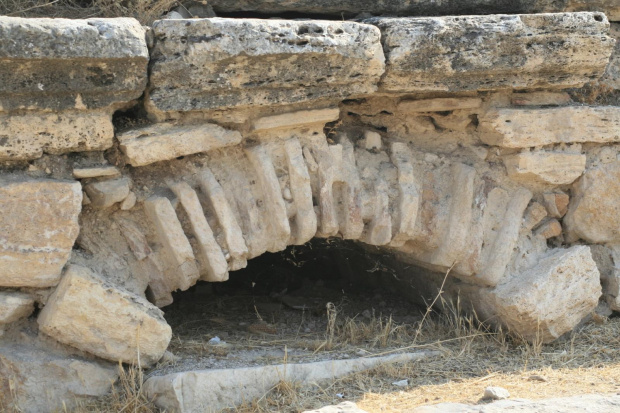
(511, 91, 572, 106)
(0, 292, 34, 324)
(565, 162, 620, 243)
(504, 151, 586, 185)
(368, 13, 614, 93)
(147, 18, 384, 113)
(251, 108, 340, 131)
(118, 123, 242, 166)
(38, 265, 172, 366)
(397, 97, 482, 113)
(73, 166, 120, 179)
(0, 178, 82, 288)
(490, 246, 601, 342)
(0, 342, 117, 413)
(0, 17, 148, 112)
(84, 178, 130, 208)
(480, 106, 620, 148)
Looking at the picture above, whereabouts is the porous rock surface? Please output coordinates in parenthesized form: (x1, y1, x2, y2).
(0, 7, 620, 412)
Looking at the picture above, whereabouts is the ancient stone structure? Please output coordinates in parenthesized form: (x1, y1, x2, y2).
(1, 2, 620, 411)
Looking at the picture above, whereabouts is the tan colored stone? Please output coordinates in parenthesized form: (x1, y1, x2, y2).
(84, 177, 130, 209)
(504, 151, 586, 185)
(480, 107, 620, 148)
(511, 91, 572, 106)
(543, 192, 570, 218)
(73, 166, 120, 179)
(522, 202, 548, 232)
(0, 292, 34, 324)
(534, 219, 563, 239)
(0, 178, 82, 288)
(369, 13, 614, 93)
(38, 265, 172, 366)
(118, 123, 242, 167)
(397, 98, 482, 113)
(0, 112, 114, 161)
(565, 162, 620, 243)
(0, 341, 117, 413)
(490, 246, 601, 342)
(120, 191, 137, 210)
(252, 108, 340, 131)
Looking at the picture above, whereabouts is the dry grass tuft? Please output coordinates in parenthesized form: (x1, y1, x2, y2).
(0, 0, 180, 25)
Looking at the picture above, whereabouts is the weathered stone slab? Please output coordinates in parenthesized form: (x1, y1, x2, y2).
(0, 178, 81, 288)
(38, 265, 172, 367)
(510, 91, 572, 106)
(118, 123, 242, 166)
(480, 107, 620, 148)
(207, 0, 600, 18)
(367, 13, 614, 93)
(504, 151, 586, 185)
(565, 161, 620, 243)
(73, 166, 120, 179)
(397, 97, 482, 113)
(252, 108, 340, 131)
(84, 177, 130, 209)
(489, 246, 600, 342)
(145, 352, 435, 413)
(147, 18, 384, 113)
(0, 17, 148, 112)
(0, 112, 114, 161)
(0, 292, 34, 325)
(0, 342, 117, 413)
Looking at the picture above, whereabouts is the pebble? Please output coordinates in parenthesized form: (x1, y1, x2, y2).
(483, 386, 510, 400)
(392, 379, 409, 387)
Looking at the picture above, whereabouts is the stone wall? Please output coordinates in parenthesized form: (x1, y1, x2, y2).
(1, 2, 620, 411)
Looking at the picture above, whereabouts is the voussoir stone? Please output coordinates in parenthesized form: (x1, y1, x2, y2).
(147, 18, 384, 114)
(38, 265, 172, 367)
(0, 16, 149, 112)
(489, 246, 601, 342)
(0, 178, 82, 288)
(565, 161, 620, 243)
(367, 12, 614, 93)
(118, 122, 243, 166)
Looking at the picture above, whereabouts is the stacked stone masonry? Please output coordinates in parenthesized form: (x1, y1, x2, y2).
(1, 3, 620, 411)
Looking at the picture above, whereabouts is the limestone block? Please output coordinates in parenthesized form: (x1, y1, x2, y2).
(567, 1, 620, 22)
(0, 178, 82, 288)
(522, 202, 548, 232)
(0, 292, 34, 324)
(565, 162, 620, 243)
(504, 151, 586, 185)
(207, 0, 602, 17)
(397, 98, 482, 113)
(84, 178, 130, 208)
(147, 18, 384, 113)
(0, 342, 117, 413)
(480, 107, 620, 148)
(145, 352, 434, 412)
(73, 166, 120, 179)
(252, 108, 340, 132)
(534, 219, 562, 239)
(490, 246, 601, 342)
(38, 265, 172, 366)
(0, 112, 114, 161)
(0, 17, 148, 112)
(118, 123, 242, 166)
(368, 13, 614, 93)
(511, 91, 572, 106)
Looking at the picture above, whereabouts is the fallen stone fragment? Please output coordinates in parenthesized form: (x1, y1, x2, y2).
(480, 107, 620, 148)
(38, 265, 172, 367)
(543, 192, 570, 218)
(73, 165, 120, 179)
(0, 341, 117, 413)
(522, 202, 548, 232)
(412, 394, 620, 413)
(0, 178, 82, 288)
(0, 292, 34, 324)
(303, 402, 369, 413)
(252, 108, 340, 131)
(368, 13, 614, 93)
(489, 246, 601, 342)
(145, 351, 436, 412)
(147, 18, 384, 114)
(118, 123, 242, 166)
(84, 177, 130, 208)
(397, 97, 482, 113)
(511, 91, 572, 106)
(120, 191, 137, 210)
(503, 151, 586, 185)
(483, 386, 510, 401)
(0, 112, 114, 161)
(565, 162, 620, 243)
(534, 219, 563, 239)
